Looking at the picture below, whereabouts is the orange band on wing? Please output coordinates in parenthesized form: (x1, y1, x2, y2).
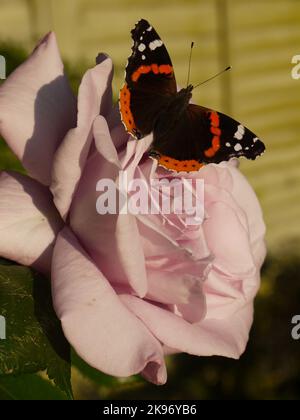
(210, 126, 221, 136)
(131, 64, 173, 82)
(119, 83, 137, 133)
(155, 155, 204, 172)
(204, 111, 221, 158)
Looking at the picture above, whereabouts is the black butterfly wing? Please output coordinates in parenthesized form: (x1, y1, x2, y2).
(119, 19, 177, 139)
(150, 104, 265, 172)
(198, 106, 265, 164)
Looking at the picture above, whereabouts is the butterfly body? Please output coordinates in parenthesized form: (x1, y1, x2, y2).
(119, 19, 265, 172)
(153, 85, 193, 137)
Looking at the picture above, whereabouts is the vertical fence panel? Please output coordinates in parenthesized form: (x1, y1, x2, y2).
(25, 0, 53, 43)
(215, 0, 232, 114)
(228, 0, 300, 247)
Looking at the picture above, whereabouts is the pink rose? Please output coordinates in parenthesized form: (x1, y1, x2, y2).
(0, 33, 266, 385)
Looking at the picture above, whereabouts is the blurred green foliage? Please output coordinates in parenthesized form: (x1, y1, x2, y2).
(0, 43, 26, 173)
(0, 260, 72, 399)
(0, 373, 69, 400)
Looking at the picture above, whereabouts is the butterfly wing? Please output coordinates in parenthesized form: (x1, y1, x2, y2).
(150, 104, 265, 172)
(119, 19, 177, 139)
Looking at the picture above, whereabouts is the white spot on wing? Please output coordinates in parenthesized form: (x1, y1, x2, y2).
(234, 124, 245, 140)
(234, 143, 242, 152)
(226, 142, 231, 147)
(140, 36, 143, 40)
(253, 137, 259, 143)
(147, 26, 153, 31)
(138, 43, 146, 52)
(149, 39, 163, 50)
(142, 55, 146, 60)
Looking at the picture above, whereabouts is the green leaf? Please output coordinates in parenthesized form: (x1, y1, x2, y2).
(72, 350, 121, 387)
(72, 350, 144, 396)
(0, 373, 68, 400)
(0, 263, 73, 399)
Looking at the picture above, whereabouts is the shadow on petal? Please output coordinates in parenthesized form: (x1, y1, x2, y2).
(23, 76, 77, 186)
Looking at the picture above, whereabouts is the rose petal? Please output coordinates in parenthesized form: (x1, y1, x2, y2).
(52, 227, 166, 384)
(132, 158, 211, 262)
(203, 202, 256, 277)
(51, 56, 113, 220)
(204, 269, 260, 319)
(146, 269, 206, 323)
(70, 117, 148, 297)
(121, 294, 253, 359)
(201, 163, 266, 319)
(0, 32, 76, 185)
(106, 105, 130, 150)
(181, 163, 234, 193)
(140, 209, 211, 317)
(0, 171, 63, 274)
(120, 135, 153, 184)
(93, 116, 120, 166)
(221, 163, 266, 266)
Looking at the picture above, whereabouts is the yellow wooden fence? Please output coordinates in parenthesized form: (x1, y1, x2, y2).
(0, 0, 299, 250)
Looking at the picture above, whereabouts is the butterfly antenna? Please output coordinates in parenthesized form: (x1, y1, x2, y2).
(186, 42, 194, 87)
(193, 66, 232, 89)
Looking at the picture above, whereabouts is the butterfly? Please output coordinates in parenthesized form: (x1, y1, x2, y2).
(119, 19, 265, 172)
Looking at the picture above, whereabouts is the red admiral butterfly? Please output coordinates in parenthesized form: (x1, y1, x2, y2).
(119, 19, 265, 172)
